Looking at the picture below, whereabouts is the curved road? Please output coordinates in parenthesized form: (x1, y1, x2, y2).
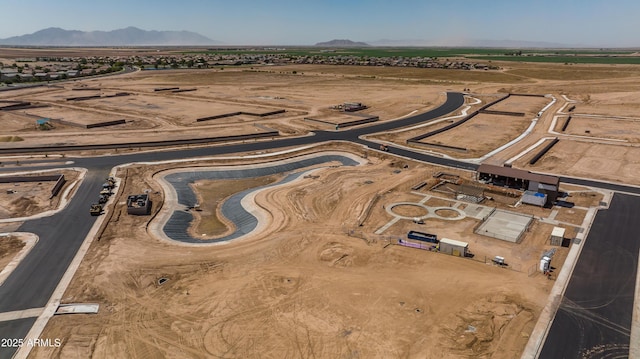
(0, 93, 464, 358)
(1, 90, 639, 358)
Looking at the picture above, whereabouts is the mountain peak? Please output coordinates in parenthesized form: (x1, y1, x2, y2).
(0, 27, 218, 46)
(315, 39, 369, 47)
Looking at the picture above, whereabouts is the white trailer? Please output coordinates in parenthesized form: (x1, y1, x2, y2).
(439, 238, 469, 257)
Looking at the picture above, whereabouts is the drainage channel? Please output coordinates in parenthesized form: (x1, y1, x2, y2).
(161, 154, 361, 244)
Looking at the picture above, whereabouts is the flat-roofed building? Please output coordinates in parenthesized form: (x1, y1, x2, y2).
(477, 164, 560, 205)
(439, 238, 469, 257)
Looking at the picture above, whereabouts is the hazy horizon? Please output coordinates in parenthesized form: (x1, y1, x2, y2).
(1, 0, 639, 47)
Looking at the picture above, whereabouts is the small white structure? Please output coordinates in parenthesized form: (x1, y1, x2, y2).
(540, 256, 551, 273)
(550, 226, 565, 246)
(439, 238, 469, 257)
(522, 190, 547, 207)
(55, 303, 100, 315)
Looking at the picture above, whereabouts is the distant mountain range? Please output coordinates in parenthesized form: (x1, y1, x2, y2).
(0, 28, 597, 48)
(314, 39, 369, 47)
(369, 38, 573, 48)
(0, 27, 218, 46)
(313, 38, 573, 48)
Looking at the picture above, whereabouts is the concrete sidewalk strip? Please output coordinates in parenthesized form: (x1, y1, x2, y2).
(375, 217, 400, 235)
(0, 308, 44, 322)
(521, 206, 599, 359)
(13, 171, 113, 359)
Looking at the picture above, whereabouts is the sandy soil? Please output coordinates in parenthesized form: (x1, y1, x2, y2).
(564, 191, 604, 208)
(0, 169, 79, 219)
(0, 235, 24, 272)
(1, 68, 448, 147)
(558, 115, 640, 142)
(189, 175, 280, 239)
(369, 94, 549, 159)
(422, 113, 533, 158)
(8, 58, 640, 358)
(31, 150, 565, 359)
(488, 95, 548, 115)
(521, 140, 640, 186)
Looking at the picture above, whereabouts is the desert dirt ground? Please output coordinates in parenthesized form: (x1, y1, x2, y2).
(369, 94, 550, 159)
(0, 234, 24, 273)
(556, 115, 640, 142)
(0, 169, 79, 219)
(0, 68, 446, 147)
(518, 139, 640, 186)
(32, 148, 567, 359)
(3, 57, 638, 358)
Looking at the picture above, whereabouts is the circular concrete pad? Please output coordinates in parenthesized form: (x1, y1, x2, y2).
(386, 202, 465, 221)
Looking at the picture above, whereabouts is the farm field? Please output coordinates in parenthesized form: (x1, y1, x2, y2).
(1, 51, 638, 358)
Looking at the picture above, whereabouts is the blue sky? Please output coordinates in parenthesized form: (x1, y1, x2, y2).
(1, 0, 639, 46)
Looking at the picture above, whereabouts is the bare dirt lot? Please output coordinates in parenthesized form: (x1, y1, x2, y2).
(0, 170, 79, 219)
(557, 115, 640, 142)
(11, 58, 640, 358)
(370, 94, 549, 159)
(422, 112, 533, 158)
(0, 235, 24, 273)
(32, 150, 564, 359)
(488, 95, 548, 115)
(521, 140, 640, 186)
(0, 69, 447, 147)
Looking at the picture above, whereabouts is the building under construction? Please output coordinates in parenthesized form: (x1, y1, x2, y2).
(127, 194, 152, 215)
(476, 164, 560, 205)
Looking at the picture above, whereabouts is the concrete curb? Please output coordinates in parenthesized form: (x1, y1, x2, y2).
(505, 137, 555, 166)
(148, 151, 366, 247)
(521, 205, 600, 359)
(12, 173, 117, 359)
(459, 95, 555, 163)
(0, 167, 87, 224)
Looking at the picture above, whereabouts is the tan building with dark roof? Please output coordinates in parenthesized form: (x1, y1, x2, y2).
(477, 164, 560, 204)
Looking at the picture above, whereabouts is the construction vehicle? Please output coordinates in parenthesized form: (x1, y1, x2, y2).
(102, 182, 114, 190)
(90, 203, 103, 216)
(105, 177, 116, 188)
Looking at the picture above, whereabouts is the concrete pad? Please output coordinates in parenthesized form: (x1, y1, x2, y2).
(55, 303, 99, 315)
(462, 204, 494, 220)
(475, 209, 533, 243)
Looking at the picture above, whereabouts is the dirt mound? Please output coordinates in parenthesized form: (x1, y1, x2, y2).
(439, 294, 536, 358)
(10, 197, 41, 217)
(0, 235, 24, 258)
(319, 241, 355, 267)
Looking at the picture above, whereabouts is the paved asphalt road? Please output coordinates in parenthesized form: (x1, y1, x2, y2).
(0, 92, 465, 358)
(539, 193, 640, 358)
(1, 90, 639, 358)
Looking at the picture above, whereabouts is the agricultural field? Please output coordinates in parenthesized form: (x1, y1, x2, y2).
(188, 47, 640, 64)
(2, 49, 640, 358)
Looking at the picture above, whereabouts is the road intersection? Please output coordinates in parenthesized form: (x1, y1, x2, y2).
(0, 91, 638, 358)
